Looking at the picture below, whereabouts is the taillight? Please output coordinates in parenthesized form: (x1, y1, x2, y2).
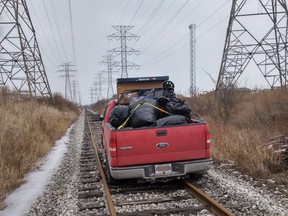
(109, 136, 117, 157)
(205, 125, 211, 149)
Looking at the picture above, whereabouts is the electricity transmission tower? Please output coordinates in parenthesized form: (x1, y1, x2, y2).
(57, 62, 76, 100)
(0, 0, 52, 98)
(92, 73, 104, 101)
(107, 25, 140, 78)
(217, 0, 288, 89)
(189, 24, 196, 97)
(99, 54, 118, 99)
(71, 80, 78, 103)
(78, 92, 81, 105)
(89, 86, 95, 104)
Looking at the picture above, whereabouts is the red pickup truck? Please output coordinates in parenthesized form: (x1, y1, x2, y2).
(99, 77, 212, 183)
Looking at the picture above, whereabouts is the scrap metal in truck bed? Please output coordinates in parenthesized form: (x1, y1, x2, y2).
(97, 76, 212, 183)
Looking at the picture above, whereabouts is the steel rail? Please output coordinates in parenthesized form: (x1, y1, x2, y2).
(86, 113, 117, 216)
(86, 110, 234, 216)
(183, 180, 235, 216)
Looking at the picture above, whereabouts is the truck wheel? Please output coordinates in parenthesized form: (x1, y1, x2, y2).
(104, 157, 118, 185)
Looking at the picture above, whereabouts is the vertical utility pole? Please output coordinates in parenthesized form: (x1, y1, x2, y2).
(189, 24, 196, 97)
(0, 0, 52, 98)
(99, 54, 118, 99)
(107, 25, 140, 78)
(57, 62, 76, 100)
(217, 0, 288, 89)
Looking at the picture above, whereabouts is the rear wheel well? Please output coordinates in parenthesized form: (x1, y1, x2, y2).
(103, 155, 118, 185)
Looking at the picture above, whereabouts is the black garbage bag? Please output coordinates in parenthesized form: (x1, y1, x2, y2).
(156, 115, 187, 126)
(163, 88, 177, 100)
(129, 97, 159, 128)
(166, 100, 191, 118)
(109, 105, 130, 128)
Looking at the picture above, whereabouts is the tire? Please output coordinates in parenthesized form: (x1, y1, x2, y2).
(104, 156, 118, 185)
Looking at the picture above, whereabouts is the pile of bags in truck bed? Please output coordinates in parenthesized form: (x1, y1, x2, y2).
(110, 81, 192, 129)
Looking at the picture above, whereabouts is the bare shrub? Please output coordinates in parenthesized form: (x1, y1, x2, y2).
(215, 85, 245, 122)
(231, 88, 288, 132)
(36, 93, 81, 114)
(192, 87, 288, 185)
(210, 123, 281, 177)
(0, 86, 11, 103)
(91, 98, 110, 115)
(187, 92, 218, 118)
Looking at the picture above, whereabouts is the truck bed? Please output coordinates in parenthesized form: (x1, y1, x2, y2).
(104, 122, 210, 167)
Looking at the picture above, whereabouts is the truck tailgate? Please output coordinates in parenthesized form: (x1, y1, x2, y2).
(115, 124, 209, 166)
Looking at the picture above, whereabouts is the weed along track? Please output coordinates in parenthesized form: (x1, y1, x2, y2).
(83, 110, 235, 216)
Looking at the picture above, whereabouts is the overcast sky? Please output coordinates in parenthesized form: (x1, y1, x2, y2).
(2, 0, 274, 104)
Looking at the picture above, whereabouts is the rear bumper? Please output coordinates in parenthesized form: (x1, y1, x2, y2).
(110, 158, 213, 180)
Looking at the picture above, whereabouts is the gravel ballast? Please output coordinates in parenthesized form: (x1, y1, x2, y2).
(27, 112, 85, 216)
(1, 111, 287, 215)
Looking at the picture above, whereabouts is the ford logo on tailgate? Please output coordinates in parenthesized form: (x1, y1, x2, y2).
(156, 142, 169, 149)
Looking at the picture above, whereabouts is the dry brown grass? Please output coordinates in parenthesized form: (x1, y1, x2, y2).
(0, 92, 80, 207)
(188, 88, 288, 184)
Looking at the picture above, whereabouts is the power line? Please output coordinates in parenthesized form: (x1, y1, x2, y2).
(139, 0, 190, 53)
(29, 1, 68, 95)
(68, 0, 77, 65)
(143, 14, 229, 68)
(197, 0, 230, 28)
(141, 0, 176, 37)
(136, 0, 165, 36)
(138, 0, 204, 52)
(142, 32, 188, 66)
(29, 1, 60, 64)
(197, 16, 228, 39)
(118, 0, 130, 24)
(129, 0, 144, 25)
(141, 1, 230, 67)
(132, 0, 204, 63)
(130, 0, 167, 49)
(42, 0, 64, 61)
(143, 42, 187, 68)
(49, 0, 68, 61)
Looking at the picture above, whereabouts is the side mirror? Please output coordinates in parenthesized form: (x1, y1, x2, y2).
(91, 113, 103, 122)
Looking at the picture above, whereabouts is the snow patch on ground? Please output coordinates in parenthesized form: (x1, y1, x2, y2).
(0, 124, 74, 216)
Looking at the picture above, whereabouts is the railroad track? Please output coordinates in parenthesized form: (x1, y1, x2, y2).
(79, 110, 236, 216)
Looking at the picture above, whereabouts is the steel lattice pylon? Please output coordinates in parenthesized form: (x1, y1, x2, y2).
(57, 62, 76, 101)
(107, 25, 140, 78)
(0, 0, 52, 98)
(99, 54, 118, 99)
(217, 0, 288, 89)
